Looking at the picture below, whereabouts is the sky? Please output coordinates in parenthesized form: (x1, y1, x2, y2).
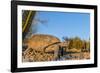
(31, 11, 90, 41)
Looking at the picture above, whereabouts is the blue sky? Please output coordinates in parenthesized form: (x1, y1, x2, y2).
(32, 11, 90, 41)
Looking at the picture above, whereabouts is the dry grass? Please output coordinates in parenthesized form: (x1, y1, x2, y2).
(22, 48, 55, 62)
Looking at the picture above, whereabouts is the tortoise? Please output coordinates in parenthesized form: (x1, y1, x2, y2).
(22, 34, 66, 62)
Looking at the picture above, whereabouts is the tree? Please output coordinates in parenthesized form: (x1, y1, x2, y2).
(62, 36, 89, 51)
(68, 38, 73, 49)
